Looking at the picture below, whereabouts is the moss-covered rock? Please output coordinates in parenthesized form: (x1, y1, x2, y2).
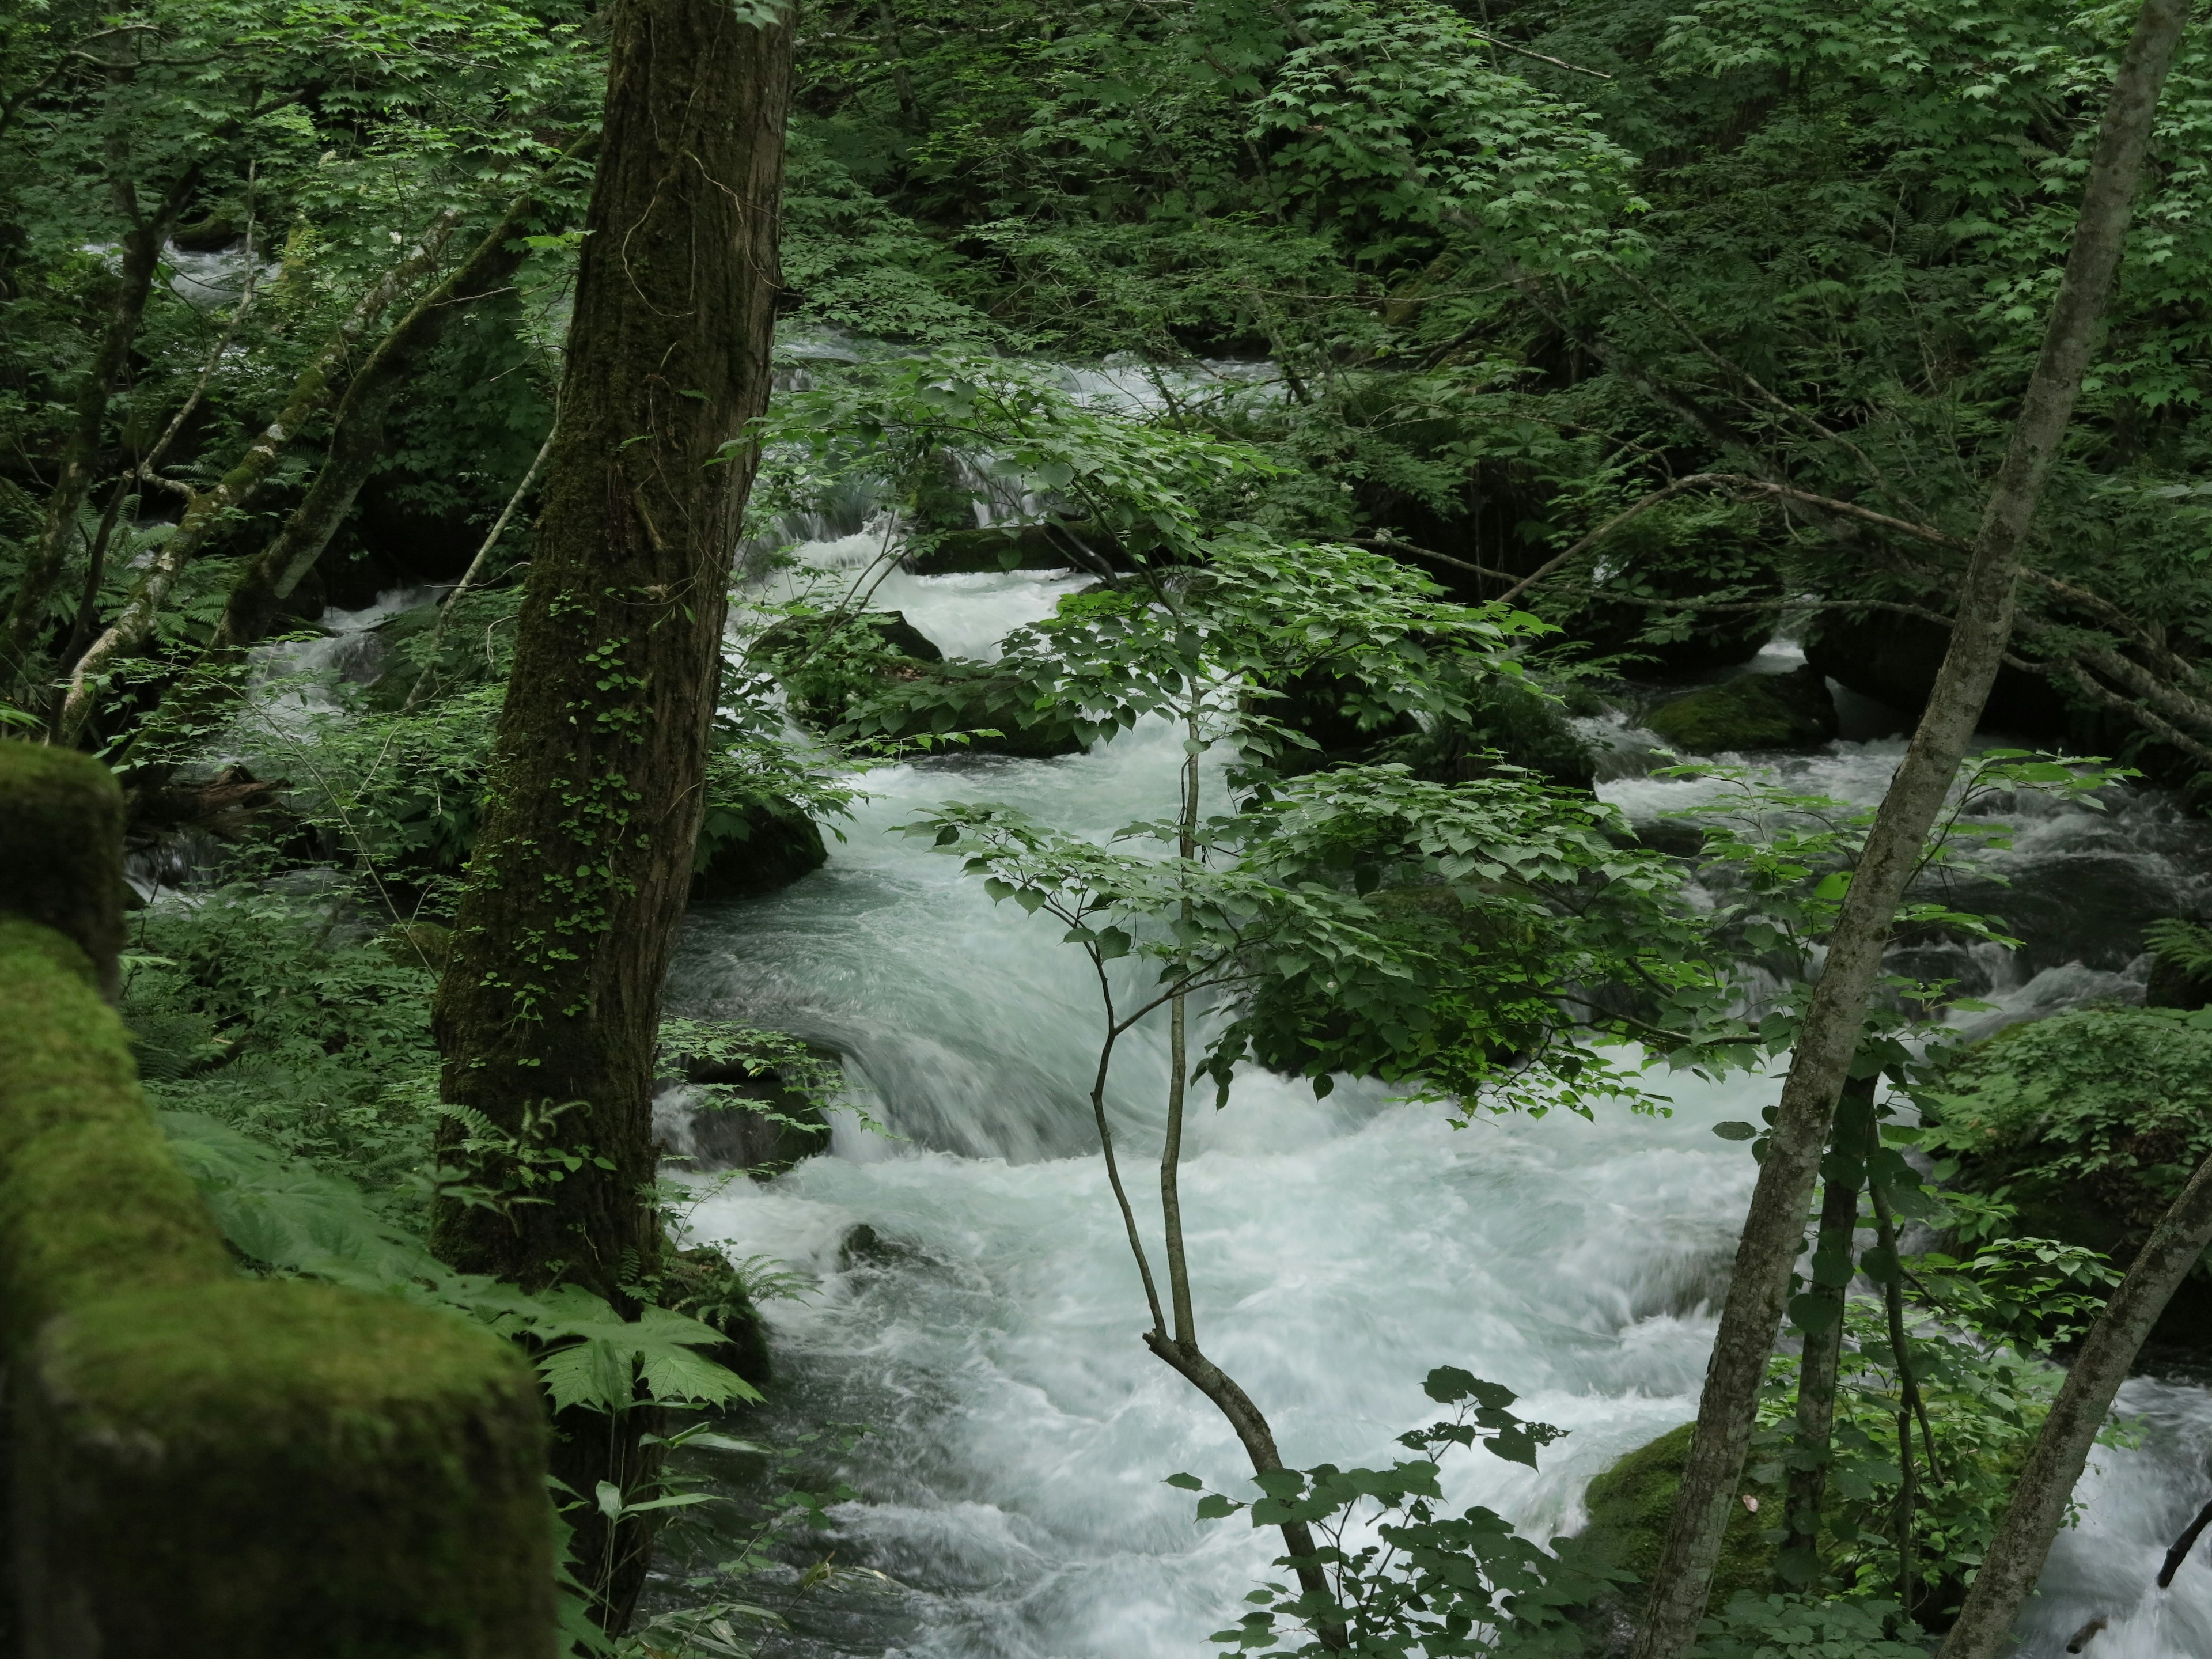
(751, 607, 944, 727)
(3, 910, 556, 1654)
(1575, 1423, 1778, 1608)
(692, 796, 829, 900)
(1646, 665, 1838, 755)
(18, 1278, 552, 1657)
(0, 917, 232, 1340)
(667, 1043, 834, 1176)
(0, 740, 126, 994)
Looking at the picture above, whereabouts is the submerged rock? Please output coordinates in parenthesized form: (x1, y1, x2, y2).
(1645, 665, 1838, 754)
(906, 520, 1123, 576)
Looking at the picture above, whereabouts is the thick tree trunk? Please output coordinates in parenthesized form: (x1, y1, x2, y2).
(1935, 1147, 2212, 1658)
(427, 0, 790, 1631)
(1625, 6, 2193, 1654)
(1780, 1076, 1873, 1571)
(2, 169, 196, 685)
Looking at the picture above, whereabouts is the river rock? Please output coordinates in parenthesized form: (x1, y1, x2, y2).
(1564, 1422, 1777, 1653)
(661, 1044, 835, 1178)
(1804, 608, 2073, 738)
(1645, 665, 1837, 753)
(752, 608, 945, 728)
(906, 520, 1124, 577)
(692, 797, 828, 900)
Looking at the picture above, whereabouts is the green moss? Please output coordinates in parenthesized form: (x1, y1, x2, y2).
(21, 1279, 552, 1657)
(1577, 1424, 1777, 1607)
(1646, 665, 1838, 755)
(0, 917, 231, 1340)
(0, 741, 126, 988)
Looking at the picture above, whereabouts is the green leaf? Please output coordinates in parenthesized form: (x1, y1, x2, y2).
(1711, 1120, 1759, 1141)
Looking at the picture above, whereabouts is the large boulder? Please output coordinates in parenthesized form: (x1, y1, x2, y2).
(1645, 665, 1837, 754)
(751, 608, 944, 726)
(1804, 608, 2071, 738)
(692, 797, 828, 901)
(661, 1044, 835, 1179)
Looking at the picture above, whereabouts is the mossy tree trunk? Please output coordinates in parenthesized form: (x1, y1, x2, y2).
(1626, 5, 2194, 1653)
(428, 0, 791, 1631)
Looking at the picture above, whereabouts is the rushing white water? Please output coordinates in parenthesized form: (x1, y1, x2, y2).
(664, 569, 2212, 1656)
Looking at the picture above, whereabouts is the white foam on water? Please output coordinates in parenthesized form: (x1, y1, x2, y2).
(667, 604, 2212, 1654)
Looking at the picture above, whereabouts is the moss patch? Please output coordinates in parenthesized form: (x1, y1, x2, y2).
(22, 1279, 552, 1657)
(1646, 665, 1838, 755)
(1577, 1423, 1777, 1608)
(0, 740, 126, 988)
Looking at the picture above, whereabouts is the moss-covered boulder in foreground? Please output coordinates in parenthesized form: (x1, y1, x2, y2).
(1575, 1423, 1778, 1607)
(1646, 665, 1838, 755)
(0, 741, 555, 1656)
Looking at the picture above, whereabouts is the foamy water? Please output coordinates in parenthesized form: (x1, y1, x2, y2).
(663, 567, 2212, 1655)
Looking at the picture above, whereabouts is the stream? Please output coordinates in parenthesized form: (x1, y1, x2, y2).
(656, 554, 2212, 1657)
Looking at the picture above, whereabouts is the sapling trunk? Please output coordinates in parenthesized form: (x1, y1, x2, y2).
(1869, 1185, 1929, 1619)
(1781, 1076, 1874, 1570)
(1625, 7, 2192, 1651)
(1934, 1145, 2212, 1658)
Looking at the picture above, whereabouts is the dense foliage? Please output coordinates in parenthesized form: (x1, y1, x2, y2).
(6, 0, 2209, 1653)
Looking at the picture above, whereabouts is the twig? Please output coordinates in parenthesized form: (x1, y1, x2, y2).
(1472, 29, 1611, 79)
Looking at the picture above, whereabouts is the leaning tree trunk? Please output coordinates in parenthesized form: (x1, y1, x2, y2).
(428, 0, 791, 1633)
(1626, 6, 2194, 1655)
(1935, 1147, 2212, 1658)
(50, 211, 467, 748)
(1, 168, 197, 687)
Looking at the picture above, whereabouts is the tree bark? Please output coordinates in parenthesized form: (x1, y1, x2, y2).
(427, 0, 791, 1631)
(2, 167, 198, 686)
(1626, 6, 2194, 1654)
(1780, 1076, 1873, 1573)
(51, 211, 465, 745)
(207, 139, 594, 655)
(1935, 1146, 2212, 1659)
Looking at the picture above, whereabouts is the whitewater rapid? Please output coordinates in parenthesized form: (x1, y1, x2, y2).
(665, 566, 2212, 1657)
